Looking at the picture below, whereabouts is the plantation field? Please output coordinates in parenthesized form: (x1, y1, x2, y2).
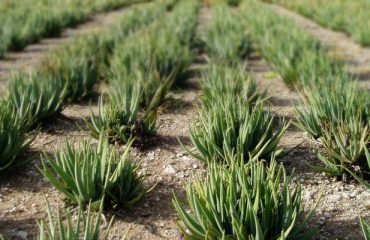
(1, 0, 370, 239)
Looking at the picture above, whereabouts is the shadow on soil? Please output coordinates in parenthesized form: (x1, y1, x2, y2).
(111, 180, 186, 238)
(0, 218, 39, 240)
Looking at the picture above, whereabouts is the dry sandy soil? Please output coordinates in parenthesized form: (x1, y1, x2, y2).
(1, 2, 370, 240)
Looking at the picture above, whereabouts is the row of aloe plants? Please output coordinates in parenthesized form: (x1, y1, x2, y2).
(0, 0, 182, 238)
(264, 0, 370, 46)
(0, 0, 172, 173)
(0, 0, 149, 58)
(241, 0, 370, 237)
(0, 1, 175, 238)
(35, 0, 201, 238)
(86, 0, 200, 146)
(242, 0, 370, 187)
(172, 3, 319, 239)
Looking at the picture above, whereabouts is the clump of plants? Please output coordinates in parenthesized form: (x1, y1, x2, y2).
(295, 78, 367, 139)
(110, 0, 198, 85)
(110, 29, 192, 84)
(0, 0, 151, 58)
(272, 0, 370, 46)
(201, 63, 261, 105)
(112, 2, 167, 43)
(86, 71, 170, 145)
(41, 135, 147, 208)
(173, 158, 318, 239)
(360, 217, 370, 240)
(0, 99, 35, 171)
(203, 5, 250, 64)
(241, 1, 342, 86)
(38, 198, 114, 240)
(187, 99, 288, 164)
(8, 71, 67, 129)
(313, 120, 370, 179)
(295, 79, 370, 183)
(39, 32, 113, 102)
(161, 0, 200, 46)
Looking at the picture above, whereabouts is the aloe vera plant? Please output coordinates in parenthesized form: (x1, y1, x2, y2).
(187, 99, 288, 164)
(38, 198, 114, 240)
(309, 119, 370, 182)
(173, 158, 318, 239)
(273, 0, 370, 46)
(360, 217, 370, 240)
(0, 99, 35, 172)
(86, 71, 170, 144)
(41, 135, 147, 208)
(201, 63, 261, 105)
(164, 0, 200, 46)
(203, 4, 250, 64)
(110, 0, 198, 85)
(33, 0, 169, 104)
(241, 1, 343, 86)
(0, 0, 150, 58)
(8, 71, 67, 129)
(295, 79, 368, 139)
(294, 77, 370, 181)
(112, 2, 167, 43)
(110, 29, 192, 84)
(40, 33, 111, 102)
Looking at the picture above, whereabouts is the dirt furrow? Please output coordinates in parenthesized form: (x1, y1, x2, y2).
(0, 7, 129, 96)
(112, 6, 212, 239)
(247, 52, 370, 239)
(269, 4, 370, 91)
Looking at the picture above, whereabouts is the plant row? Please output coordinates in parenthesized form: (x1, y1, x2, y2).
(265, 0, 370, 46)
(201, 4, 251, 64)
(173, 3, 319, 239)
(241, 0, 370, 237)
(34, 0, 199, 238)
(0, 0, 173, 171)
(86, 0, 200, 145)
(242, 0, 370, 186)
(0, 0, 186, 238)
(0, 0, 148, 58)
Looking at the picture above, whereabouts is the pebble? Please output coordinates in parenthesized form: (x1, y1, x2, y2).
(323, 212, 332, 219)
(17, 231, 27, 240)
(147, 152, 155, 161)
(192, 164, 198, 169)
(181, 156, 191, 162)
(317, 216, 326, 225)
(349, 192, 357, 199)
(26, 170, 38, 177)
(327, 194, 343, 203)
(304, 190, 317, 200)
(163, 165, 177, 175)
(145, 224, 154, 234)
(8, 207, 16, 213)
